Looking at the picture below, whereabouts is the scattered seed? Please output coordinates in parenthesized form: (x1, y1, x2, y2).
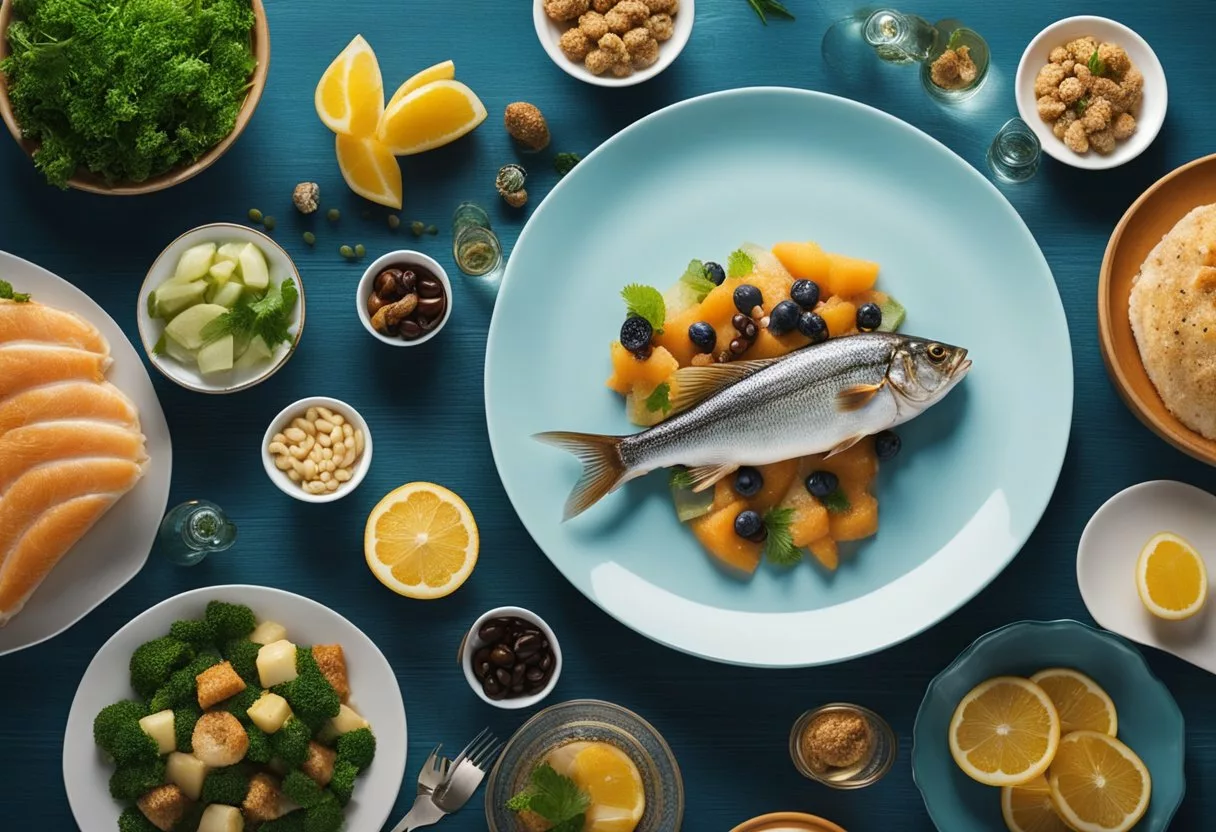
(410, 221, 425, 236)
(262, 216, 276, 232)
(303, 231, 316, 246)
(248, 208, 263, 223)
(327, 208, 341, 222)
(354, 243, 366, 257)
(387, 214, 400, 230)
(339, 245, 354, 258)
(426, 225, 438, 235)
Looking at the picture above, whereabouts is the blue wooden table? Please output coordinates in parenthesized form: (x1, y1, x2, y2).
(3, 1, 1216, 829)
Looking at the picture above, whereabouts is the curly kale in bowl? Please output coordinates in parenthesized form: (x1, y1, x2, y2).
(1, 0, 257, 188)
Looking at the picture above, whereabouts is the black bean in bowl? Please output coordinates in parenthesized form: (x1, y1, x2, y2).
(469, 616, 557, 702)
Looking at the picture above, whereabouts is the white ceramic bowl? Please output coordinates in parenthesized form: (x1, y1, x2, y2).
(461, 606, 562, 710)
(63, 585, 407, 831)
(533, 0, 694, 88)
(356, 250, 452, 347)
(262, 396, 373, 503)
(137, 223, 305, 393)
(1015, 16, 1166, 170)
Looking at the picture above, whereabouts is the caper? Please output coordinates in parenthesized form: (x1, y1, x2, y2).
(262, 216, 276, 232)
(410, 221, 425, 237)
(387, 214, 400, 230)
(303, 231, 316, 246)
(248, 208, 263, 223)
(339, 245, 354, 258)
(426, 225, 438, 235)
(354, 244, 366, 257)
(327, 208, 341, 222)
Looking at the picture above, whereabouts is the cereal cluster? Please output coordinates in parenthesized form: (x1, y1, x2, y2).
(544, 0, 677, 78)
(1034, 37, 1143, 155)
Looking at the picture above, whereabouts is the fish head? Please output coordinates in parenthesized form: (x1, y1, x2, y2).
(887, 336, 971, 409)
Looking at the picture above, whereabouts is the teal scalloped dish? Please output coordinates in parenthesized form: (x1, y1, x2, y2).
(912, 620, 1185, 830)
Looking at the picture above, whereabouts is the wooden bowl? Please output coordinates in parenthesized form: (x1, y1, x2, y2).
(1098, 152, 1216, 465)
(0, 0, 269, 194)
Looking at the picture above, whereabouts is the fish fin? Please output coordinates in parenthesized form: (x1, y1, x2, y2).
(535, 431, 630, 520)
(835, 380, 885, 412)
(686, 463, 738, 492)
(824, 433, 867, 458)
(668, 358, 782, 415)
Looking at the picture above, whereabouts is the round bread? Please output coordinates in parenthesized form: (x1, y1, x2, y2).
(1129, 204, 1216, 440)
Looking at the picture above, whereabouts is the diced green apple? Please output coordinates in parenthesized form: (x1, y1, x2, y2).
(215, 243, 245, 264)
(208, 281, 245, 309)
(153, 281, 207, 319)
(162, 333, 196, 366)
(164, 303, 228, 351)
(172, 243, 217, 284)
(233, 335, 273, 370)
(238, 243, 269, 291)
(208, 260, 237, 286)
(197, 334, 234, 376)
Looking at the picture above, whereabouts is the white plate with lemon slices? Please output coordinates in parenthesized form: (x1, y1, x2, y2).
(1078, 480, 1216, 674)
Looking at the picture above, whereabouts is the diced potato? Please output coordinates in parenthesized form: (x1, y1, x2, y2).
(166, 751, 208, 801)
(247, 692, 293, 734)
(256, 640, 299, 688)
(139, 710, 176, 755)
(198, 804, 244, 832)
(318, 703, 368, 743)
(173, 243, 217, 284)
(249, 620, 288, 645)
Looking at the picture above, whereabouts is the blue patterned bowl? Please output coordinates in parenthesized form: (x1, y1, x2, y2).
(912, 620, 1185, 831)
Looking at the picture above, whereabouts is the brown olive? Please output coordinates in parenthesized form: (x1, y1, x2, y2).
(366, 293, 387, 316)
(417, 296, 446, 319)
(418, 277, 443, 299)
(401, 320, 423, 339)
(374, 269, 405, 299)
(398, 270, 417, 295)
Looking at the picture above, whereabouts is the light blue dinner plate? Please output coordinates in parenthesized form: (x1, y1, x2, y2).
(913, 620, 1185, 830)
(484, 88, 1073, 667)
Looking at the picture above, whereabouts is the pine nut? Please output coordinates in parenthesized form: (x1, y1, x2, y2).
(343, 423, 353, 437)
(285, 427, 306, 443)
(331, 413, 345, 426)
(341, 449, 356, 468)
(325, 479, 339, 491)
(318, 433, 331, 448)
(306, 407, 319, 421)
(287, 470, 301, 483)
(306, 480, 327, 494)
(320, 471, 332, 482)
(289, 444, 308, 460)
(317, 406, 335, 422)
(355, 430, 365, 455)
(273, 432, 287, 444)
(343, 436, 355, 450)
(268, 442, 289, 456)
(334, 468, 352, 482)
(274, 455, 293, 471)
(315, 418, 334, 433)
(321, 448, 333, 460)
(294, 418, 316, 435)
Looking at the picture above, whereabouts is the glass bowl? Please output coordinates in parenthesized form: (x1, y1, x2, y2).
(789, 703, 896, 789)
(484, 699, 684, 831)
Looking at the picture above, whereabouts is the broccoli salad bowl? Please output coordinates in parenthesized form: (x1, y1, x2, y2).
(63, 585, 406, 832)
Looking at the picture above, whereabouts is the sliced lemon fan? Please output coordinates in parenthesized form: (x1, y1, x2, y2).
(948, 676, 1061, 787)
(1029, 668, 1118, 737)
(1048, 731, 1151, 832)
(335, 134, 403, 209)
(568, 744, 646, 832)
(1136, 531, 1208, 620)
(364, 482, 479, 599)
(387, 59, 456, 110)
(1001, 776, 1075, 832)
(376, 79, 488, 156)
(315, 34, 385, 137)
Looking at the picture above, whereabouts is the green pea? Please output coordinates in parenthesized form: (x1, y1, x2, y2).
(262, 216, 276, 232)
(354, 244, 366, 257)
(339, 245, 354, 258)
(303, 231, 316, 246)
(410, 221, 425, 236)
(387, 215, 401, 230)
(327, 208, 341, 222)
(248, 208, 263, 223)
(426, 225, 438, 235)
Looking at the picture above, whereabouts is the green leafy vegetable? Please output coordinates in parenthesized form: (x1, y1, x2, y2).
(763, 507, 801, 566)
(746, 0, 795, 24)
(945, 29, 963, 51)
(669, 468, 694, 490)
(727, 249, 754, 279)
(679, 259, 717, 302)
(620, 284, 666, 333)
(645, 382, 672, 414)
(823, 489, 851, 514)
(1075, 96, 1090, 115)
(554, 152, 582, 177)
(0, 280, 30, 303)
(507, 763, 589, 829)
(1, 0, 257, 188)
(201, 279, 298, 348)
(1088, 49, 1106, 77)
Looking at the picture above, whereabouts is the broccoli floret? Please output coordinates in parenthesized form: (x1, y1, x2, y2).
(171, 803, 204, 832)
(200, 765, 252, 806)
(220, 684, 263, 720)
(303, 794, 344, 832)
(245, 722, 272, 764)
(221, 637, 261, 685)
(273, 649, 339, 733)
(109, 757, 166, 800)
(282, 769, 325, 808)
(148, 653, 220, 712)
(269, 718, 312, 768)
(130, 637, 194, 699)
(94, 700, 158, 764)
(168, 618, 216, 648)
(205, 600, 256, 641)
(554, 151, 581, 177)
(260, 812, 307, 832)
(118, 807, 160, 832)
(336, 727, 376, 770)
(173, 703, 202, 753)
(328, 760, 358, 806)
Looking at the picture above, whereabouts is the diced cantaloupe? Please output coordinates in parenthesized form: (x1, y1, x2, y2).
(849, 289, 889, 307)
(824, 253, 880, 297)
(711, 478, 735, 512)
(752, 460, 800, 512)
(829, 492, 879, 541)
(817, 297, 857, 338)
(689, 500, 762, 574)
(658, 283, 739, 365)
(750, 327, 809, 359)
(605, 342, 678, 395)
(807, 536, 839, 570)
(771, 241, 831, 282)
(782, 486, 830, 547)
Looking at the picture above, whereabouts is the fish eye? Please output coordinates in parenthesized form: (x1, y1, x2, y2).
(927, 344, 948, 363)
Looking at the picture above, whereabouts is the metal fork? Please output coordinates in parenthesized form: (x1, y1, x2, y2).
(390, 730, 501, 831)
(416, 744, 450, 796)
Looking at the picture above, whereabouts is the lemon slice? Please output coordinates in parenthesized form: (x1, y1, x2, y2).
(387, 59, 456, 110)
(1001, 775, 1074, 832)
(375, 79, 488, 155)
(1029, 668, 1118, 737)
(335, 134, 403, 209)
(364, 482, 479, 599)
(1136, 531, 1208, 620)
(948, 676, 1061, 787)
(315, 34, 385, 137)
(568, 743, 645, 832)
(1048, 731, 1151, 832)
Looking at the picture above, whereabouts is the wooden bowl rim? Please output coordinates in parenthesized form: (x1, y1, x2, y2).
(0, 0, 269, 195)
(1098, 151, 1216, 466)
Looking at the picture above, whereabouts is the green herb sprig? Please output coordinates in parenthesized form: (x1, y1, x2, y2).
(621, 284, 666, 332)
(679, 259, 717, 302)
(0, 280, 31, 303)
(200, 279, 298, 348)
(645, 382, 672, 414)
(506, 764, 589, 831)
(763, 507, 801, 566)
(746, 0, 795, 25)
(726, 249, 755, 279)
(669, 467, 694, 490)
(1074, 96, 1091, 115)
(823, 489, 851, 514)
(1087, 49, 1107, 77)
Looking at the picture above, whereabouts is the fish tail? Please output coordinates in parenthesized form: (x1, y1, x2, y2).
(535, 431, 630, 520)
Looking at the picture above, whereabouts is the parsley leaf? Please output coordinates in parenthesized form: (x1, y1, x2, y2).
(0, 280, 31, 303)
(823, 489, 851, 514)
(551, 818, 587, 832)
(1087, 49, 1106, 77)
(746, 0, 795, 24)
(645, 382, 672, 414)
(679, 259, 717, 302)
(669, 467, 694, 490)
(946, 29, 963, 50)
(1074, 96, 1090, 115)
(620, 284, 666, 333)
(726, 249, 754, 279)
(506, 764, 589, 828)
(763, 507, 802, 566)
(201, 278, 298, 347)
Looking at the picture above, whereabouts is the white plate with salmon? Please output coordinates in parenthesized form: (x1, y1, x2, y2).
(0, 250, 172, 656)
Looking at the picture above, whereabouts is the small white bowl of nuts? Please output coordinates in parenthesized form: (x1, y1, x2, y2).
(262, 397, 372, 503)
(534, 0, 694, 87)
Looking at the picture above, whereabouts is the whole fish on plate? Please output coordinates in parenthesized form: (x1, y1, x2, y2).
(538, 332, 970, 519)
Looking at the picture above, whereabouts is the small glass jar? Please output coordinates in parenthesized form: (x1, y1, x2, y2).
(452, 201, 492, 238)
(157, 500, 236, 566)
(987, 117, 1042, 183)
(789, 703, 896, 789)
(921, 22, 990, 103)
(454, 225, 503, 278)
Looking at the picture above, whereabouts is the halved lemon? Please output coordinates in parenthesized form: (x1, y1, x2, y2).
(375, 79, 488, 155)
(1048, 731, 1151, 832)
(315, 34, 385, 137)
(1029, 668, 1118, 737)
(335, 134, 403, 209)
(948, 676, 1061, 787)
(1136, 531, 1208, 620)
(364, 482, 479, 599)
(568, 743, 645, 832)
(1001, 775, 1074, 832)
(387, 59, 456, 110)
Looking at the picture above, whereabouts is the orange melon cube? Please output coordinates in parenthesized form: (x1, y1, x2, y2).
(824, 253, 880, 298)
(689, 500, 762, 574)
(657, 283, 738, 366)
(807, 537, 839, 571)
(752, 459, 800, 512)
(750, 327, 810, 359)
(829, 492, 879, 541)
(783, 486, 830, 547)
(771, 241, 831, 282)
(711, 478, 734, 512)
(816, 297, 857, 338)
(605, 342, 678, 395)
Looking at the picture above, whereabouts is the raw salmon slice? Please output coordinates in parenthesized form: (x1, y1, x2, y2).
(0, 345, 110, 398)
(0, 421, 147, 492)
(0, 300, 109, 354)
(0, 381, 140, 438)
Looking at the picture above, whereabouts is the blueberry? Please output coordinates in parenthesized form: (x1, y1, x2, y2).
(734, 509, 765, 541)
(619, 316, 653, 355)
(688, 321, 717, 353)
(797, 312, 829, 343)
(874, 430, 901, 461)
(768, 300, 801, 335)
(704, 261, 726, 285)
(733, 284, 763, 315)
(805, 470, 839, 498)
(733, 466, 763, 497)
(791, 279, 821, 310)
(856, 302, 882, 332)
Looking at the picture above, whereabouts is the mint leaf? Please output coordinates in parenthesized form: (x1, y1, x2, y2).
(620, 284, 665, 333)
(726, 249, 754, 279)
(1075, 96, 1090, 115)
(946, 28, 962, 50)
(551, 818, 587, 832)
(763, 506, 801, 566)
(201, 278, 298, 348)
(1088, 49, 1106, 77)
(679, 259, 716, 302)
(507, 764, 588, 828)
(669, 467, 694, 490)
(645, 382, 672, 414)
(823, 489, 851, 514)
(0, 279, 31, 302)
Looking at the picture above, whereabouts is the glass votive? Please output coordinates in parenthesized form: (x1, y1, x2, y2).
(987, 117, 1042, 183)
(454, 225, 503, 278)
(789, 703, 897, 789)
